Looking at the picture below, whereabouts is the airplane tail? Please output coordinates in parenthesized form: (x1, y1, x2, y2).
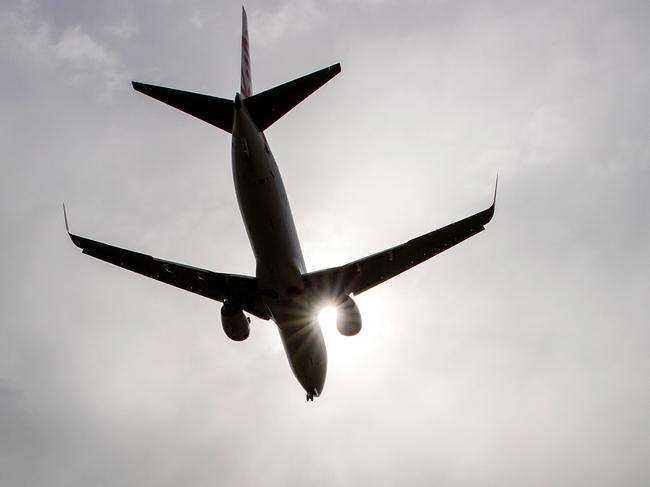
(236, 6, 340, 130)
(132, 8, 340, 133)
(240, 7, 252, 98)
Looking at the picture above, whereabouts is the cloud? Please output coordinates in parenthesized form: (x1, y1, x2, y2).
(188, 8, 203, 30)
(1, 6, 127, 102)
(105, 15, 138, 40)
(253, 1, 326, 44)
(1, 1, 649, 486)
(53, 26, 123, 95)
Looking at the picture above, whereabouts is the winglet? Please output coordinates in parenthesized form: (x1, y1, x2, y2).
(62, 202, 70, 234)
(62, 203, 84, 249)
(62, 204, 94, 250)
(478, 175, 498, 225)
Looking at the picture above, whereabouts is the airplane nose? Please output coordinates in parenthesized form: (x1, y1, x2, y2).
(302, 366, 325, 401)
(307, 370, 325, 397)
(305, 386, 320, 402)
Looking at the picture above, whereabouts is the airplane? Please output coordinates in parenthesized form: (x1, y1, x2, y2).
(64, 7, 496, 401)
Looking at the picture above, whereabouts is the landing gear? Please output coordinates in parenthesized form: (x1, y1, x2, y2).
(306, 393, 314, 402)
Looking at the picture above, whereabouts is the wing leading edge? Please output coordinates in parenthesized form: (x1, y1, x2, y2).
(302, 179, 497, 299)
(62, 205, 270, 320)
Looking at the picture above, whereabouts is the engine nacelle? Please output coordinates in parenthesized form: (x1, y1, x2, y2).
(220, 302, 250, 341)
(336, 296, 362, 336)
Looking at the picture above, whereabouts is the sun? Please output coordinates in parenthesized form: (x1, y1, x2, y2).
(317, 306, 338, 329)
(316, 303, 362, 370)
(314, 293, 395, 377)
(317, 305, 353, 367)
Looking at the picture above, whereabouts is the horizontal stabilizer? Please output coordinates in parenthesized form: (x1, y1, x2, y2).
(243, 63, 341, 131)
(133, 82, 234, 133)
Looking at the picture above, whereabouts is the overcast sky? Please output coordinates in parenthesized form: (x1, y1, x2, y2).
(2, 1, 649, 486)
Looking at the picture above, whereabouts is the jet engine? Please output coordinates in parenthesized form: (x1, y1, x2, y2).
(221, 301, 250, 341)
(336, 296, 362, 336)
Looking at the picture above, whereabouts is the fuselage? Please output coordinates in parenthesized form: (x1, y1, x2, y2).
(231, 95, 327, 398)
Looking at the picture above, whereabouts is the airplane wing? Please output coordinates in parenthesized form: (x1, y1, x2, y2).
(63, 206, 270, 320)
(302, 180, 497, 299)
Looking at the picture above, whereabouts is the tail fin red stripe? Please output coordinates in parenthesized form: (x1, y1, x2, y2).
(240, 7, 252, 98)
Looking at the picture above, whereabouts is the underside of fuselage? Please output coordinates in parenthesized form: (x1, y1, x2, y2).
(231, 95, 328, 398)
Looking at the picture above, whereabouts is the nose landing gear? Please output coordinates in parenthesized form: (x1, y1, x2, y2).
(306, 388, 317, 402)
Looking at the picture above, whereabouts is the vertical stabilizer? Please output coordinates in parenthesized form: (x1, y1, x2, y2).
(240, 7, 252, 98)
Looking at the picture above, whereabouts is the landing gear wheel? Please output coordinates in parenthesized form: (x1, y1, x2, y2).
(306, 393, 313, 402)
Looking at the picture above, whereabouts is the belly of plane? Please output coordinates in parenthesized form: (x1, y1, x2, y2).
(231, 102, 327, 397)
(267, 298, 327, 398)
(231, 106, 305, 292)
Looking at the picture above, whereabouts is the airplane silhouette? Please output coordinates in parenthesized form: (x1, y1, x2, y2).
(65, 7, 496, 401)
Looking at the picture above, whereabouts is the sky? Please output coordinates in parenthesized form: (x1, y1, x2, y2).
(1, 0, 649, 486)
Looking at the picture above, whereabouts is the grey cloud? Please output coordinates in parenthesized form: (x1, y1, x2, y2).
(2, 1, 649, 486)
